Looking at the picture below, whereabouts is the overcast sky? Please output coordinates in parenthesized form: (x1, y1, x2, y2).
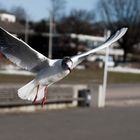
(0, 0, 98, 21)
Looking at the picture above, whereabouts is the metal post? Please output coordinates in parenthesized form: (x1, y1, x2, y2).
(102, 30, 111, 106)
(48, 10, 53, 59)
(102, 46, 109, 105)
(25, 17, 29, 43)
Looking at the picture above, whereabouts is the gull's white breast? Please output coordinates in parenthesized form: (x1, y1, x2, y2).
(35, 60, 70, 86)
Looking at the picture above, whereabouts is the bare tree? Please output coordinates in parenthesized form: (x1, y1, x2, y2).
(70, 9, 95, 23)
(58, 9, 95, 34)
(11, 6, 28, 22)
(49, 0, 66, 22)
(0, 4, 8, 14)
(97, 0, 140, 61)
(0, 2, 5, 10)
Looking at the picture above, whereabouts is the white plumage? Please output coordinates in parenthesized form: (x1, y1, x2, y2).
(0, 27, 128, 105)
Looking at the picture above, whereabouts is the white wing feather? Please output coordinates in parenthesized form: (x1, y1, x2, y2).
(71, 28, 128, 68)
(0, 27, 51, 72)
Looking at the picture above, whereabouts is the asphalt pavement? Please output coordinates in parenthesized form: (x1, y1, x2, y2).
(0, 107, 140, 140)
(0, 83, 140, 140)
(106, 83, 140, 100)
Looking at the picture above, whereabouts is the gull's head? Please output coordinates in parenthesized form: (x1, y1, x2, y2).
(61, 57, 73, 72)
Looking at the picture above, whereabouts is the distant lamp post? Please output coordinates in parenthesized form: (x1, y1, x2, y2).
(48, 9, 53, 59)
(102, 30, 111, 106)
(25, 17, 29, 43)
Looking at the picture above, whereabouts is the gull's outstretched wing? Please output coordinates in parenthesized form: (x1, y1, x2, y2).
(0, 27, 51, 72)
(71, 27, 128, 68)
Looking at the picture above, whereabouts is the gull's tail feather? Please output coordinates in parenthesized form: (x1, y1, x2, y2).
(18, 80, 45, 102)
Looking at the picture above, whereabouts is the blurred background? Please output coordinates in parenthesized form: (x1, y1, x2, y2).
(0, 0, 140, 140)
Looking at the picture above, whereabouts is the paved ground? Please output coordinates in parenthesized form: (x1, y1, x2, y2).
(106, 83, 140, 100)
(0, 107, 140, 140)
(0, 83, 140, 100)
(0, 83, 140, 140)
(0, 83, 140, 108)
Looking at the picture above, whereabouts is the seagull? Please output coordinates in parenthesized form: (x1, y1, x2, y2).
(0, 27, 127, 106)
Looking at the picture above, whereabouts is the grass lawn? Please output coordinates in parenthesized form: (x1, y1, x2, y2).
(0, 68, 140, 85)
(61, 69, 140, 84)
(0, 74, 34, 84)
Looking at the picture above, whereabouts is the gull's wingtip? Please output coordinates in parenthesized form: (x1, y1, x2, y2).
(116, 27, 128, 39)
(121, 27, 128, 33)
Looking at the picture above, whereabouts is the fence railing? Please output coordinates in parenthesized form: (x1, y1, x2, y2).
(0, 84, 90, 108)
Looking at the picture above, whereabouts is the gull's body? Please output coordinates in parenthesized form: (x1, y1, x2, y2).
(35, 59, 70, 86)
(0, 27, 127, 105)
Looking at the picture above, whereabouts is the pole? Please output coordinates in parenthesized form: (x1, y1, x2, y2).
(102, 30, 111, 106)
(48, 9, 53, 59)
(25, 17, 29, 43)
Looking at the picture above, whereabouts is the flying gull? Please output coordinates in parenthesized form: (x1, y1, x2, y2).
(0, 27, 127, 105)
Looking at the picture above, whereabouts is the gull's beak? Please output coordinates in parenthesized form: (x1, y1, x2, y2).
(67, 61, 73, 73)
(68, 67, 72, 73)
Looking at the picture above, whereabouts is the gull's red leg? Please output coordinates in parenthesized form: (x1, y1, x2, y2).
(41, 85, 47, 107)
(32, 81, 40, 104)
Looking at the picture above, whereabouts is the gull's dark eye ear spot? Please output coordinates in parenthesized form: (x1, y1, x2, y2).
(62, 57, 68, 68)
(61, 60, 66, 68)
(61, 57, 73, 70)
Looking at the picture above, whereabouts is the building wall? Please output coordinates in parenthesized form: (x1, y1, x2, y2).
(0, 13, 16, 23)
